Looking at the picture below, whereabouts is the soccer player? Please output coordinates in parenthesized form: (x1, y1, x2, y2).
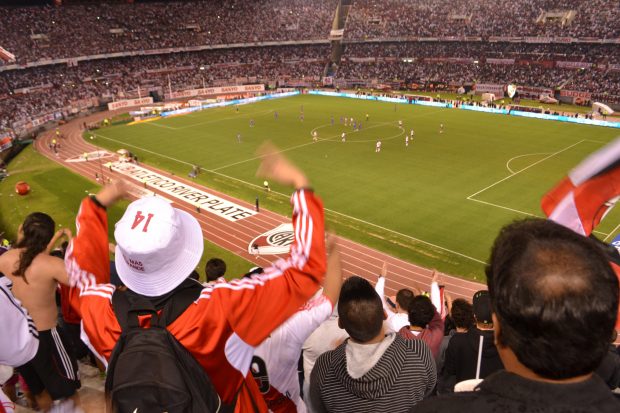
(341, 132, 346, 143)
(352, 120, 356, 130)
(398, 120, 403, 127)
(313, 131, 318, 143)
(237, 133, 242, 143)
(439, 123, 444, 134)
(249, 119, 255, 128)
(410, 129, 415, 137)
(366, 113, 369, 121)
(376, 140, 382, 153)
(405, 135, 409, 147)
(274, 111, 278, 120)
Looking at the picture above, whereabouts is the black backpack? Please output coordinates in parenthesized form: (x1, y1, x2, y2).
(105, 286, 225, 413)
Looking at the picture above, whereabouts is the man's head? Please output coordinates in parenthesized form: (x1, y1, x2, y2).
(486, 218, 618, 380)
(395, 288, 415, 313)
(408, 295, 435, 329)
(205, 258, 226, 282)
(13, 212, 55, 279)
(338, 276, 385, 343)
(114, 197, 203, 297)
(451, 298, 474, 330)
(472, 290, 493, 328)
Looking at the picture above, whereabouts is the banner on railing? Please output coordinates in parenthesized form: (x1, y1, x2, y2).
(486, 58, 515, 65)
(556, 61, 593, 69)
(474, 83, 504, 95)
(167, 84, 265, 99)
(108, 97, 154, 111)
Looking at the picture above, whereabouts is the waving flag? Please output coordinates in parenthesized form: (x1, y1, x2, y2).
(542, 137, 620, 236)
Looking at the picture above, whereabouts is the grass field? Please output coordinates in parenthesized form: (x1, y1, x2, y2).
(88, 94, 620, 280)
(0, 146, 252, 279)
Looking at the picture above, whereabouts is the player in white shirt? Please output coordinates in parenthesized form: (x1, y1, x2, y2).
(341, 132, 346, 143)
(398, 120, 403, 127)
(439, 123, 444, 134)
(375, 140, 382, 153)
(251, 236, 342, 413)
(405, 135, 409, 147)
(410, 129, 415, 137)
(312, 131, 318, 143)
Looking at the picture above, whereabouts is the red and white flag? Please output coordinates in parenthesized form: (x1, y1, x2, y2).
(541, 137, 620, 236)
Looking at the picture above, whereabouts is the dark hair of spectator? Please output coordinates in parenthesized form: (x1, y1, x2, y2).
(205, 258, 226, 282)
(396, 288, 415, 311)
(486, 218, 619, 380)
(13, 212, 55, 282)
(408, 295, 435, 328)
(338, 276, 384, 342)
(451, 298, 474, 330)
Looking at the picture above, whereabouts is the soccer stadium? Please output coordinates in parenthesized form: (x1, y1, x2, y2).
(1, 1, 619, 412)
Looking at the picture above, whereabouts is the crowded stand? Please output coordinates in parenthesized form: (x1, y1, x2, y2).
(0, 45, 329, 132)
(345, 0, 620, 39)
(0, 0, 336, 64)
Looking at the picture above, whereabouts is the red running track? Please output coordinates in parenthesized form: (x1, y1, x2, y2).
(34, 110, 485, 300)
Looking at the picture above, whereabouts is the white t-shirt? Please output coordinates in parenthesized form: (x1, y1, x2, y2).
(0, 276, 39, 413)
(253, 294, 333, 413)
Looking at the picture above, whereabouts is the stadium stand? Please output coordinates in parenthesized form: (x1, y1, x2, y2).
(1, 0, 619, 136)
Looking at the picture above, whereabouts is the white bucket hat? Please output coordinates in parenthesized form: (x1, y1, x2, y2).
(114, 196, 203, 297)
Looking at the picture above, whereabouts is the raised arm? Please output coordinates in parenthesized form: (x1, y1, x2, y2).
(65, 180, 127, 315)
(209, 143, 327, 346)
(322, 233, 342, 306)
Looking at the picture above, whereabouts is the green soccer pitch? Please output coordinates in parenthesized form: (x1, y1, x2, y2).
(88, 94, 620, 281)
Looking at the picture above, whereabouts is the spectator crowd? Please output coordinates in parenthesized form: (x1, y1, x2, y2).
(345, 0, 620, 40)
(0, 0, 336, 64)
(1, 0, 619, 132)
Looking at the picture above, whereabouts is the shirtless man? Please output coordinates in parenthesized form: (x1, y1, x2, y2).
(0, 213, 80, 411)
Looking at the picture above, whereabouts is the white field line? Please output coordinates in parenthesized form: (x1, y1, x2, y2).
(505, 152, 550, 174)
(466, 197, 608, 236)
(143, 122, 176, 130)
(468, 198, 538, 217)
(603, 223, 620, 242)
(92, 133, 194, 167)
(467, 140, 585, 200)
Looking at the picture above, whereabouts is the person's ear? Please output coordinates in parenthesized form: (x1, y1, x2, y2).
(383, 309, 387, 321)
(492, 313, 502, 347)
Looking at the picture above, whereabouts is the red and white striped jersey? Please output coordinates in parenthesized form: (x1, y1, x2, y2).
(252, 294, 333, 412)
(65, 189, 326, 413)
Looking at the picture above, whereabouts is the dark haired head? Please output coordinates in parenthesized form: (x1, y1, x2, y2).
(408, 295, 435, 328)
(205, 258, 227, 282)
(486, 218, 618, 380)
(338, 276, 384, 342)
(13, 212, 55, 281)
(451, 298, 474, 330)
(396, 288, 414, 312)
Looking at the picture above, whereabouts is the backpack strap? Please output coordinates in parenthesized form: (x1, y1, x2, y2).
(156, 281, 203, 328)
(112, 289, 160, 331)
(112, 281, 203, 330)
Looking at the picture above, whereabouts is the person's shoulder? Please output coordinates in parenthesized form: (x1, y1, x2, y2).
(315, 341, 344, 368)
